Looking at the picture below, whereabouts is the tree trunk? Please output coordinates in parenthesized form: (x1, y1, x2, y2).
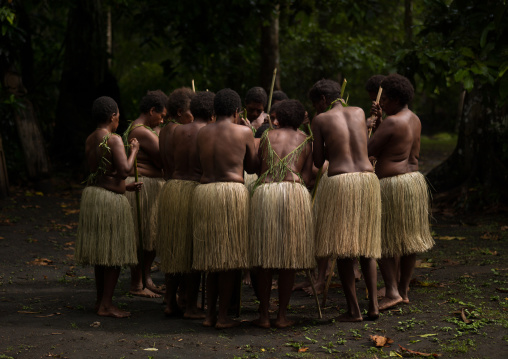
(52, 0, 112, 166)
(426, 82, 508, 210)
(404, 0, 413, 44)
(3, 67, 51, 189)
(259, 4, 280, 95)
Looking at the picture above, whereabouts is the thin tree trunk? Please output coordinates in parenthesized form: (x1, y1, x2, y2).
(259, 4, 280, 94)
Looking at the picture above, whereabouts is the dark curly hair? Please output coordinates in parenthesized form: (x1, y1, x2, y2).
(308, 79, 341, 104)
(214, 88, 242, 117)
(381, 74, 414, 105)
(167, 87, 195, 118)
(92, 96, 118, 124)
(276, 100, 306, 130)
(245, 86, 267, 107)
(190, 91, 215, 120)
(272, 90, 289, 103)
(365, 75, 386, 93)
(139, 89, 169, 114)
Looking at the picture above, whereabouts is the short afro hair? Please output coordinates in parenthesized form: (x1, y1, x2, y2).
(214, 88, 242, 117)
(245, 86, 267, 107)
(308, 79, 341, 104)
(167, 87, 195, 118)
(365, 75, 386, 93)
(276, 100, 306, 130)
(92, 96, 118, 124)
(139, 89, 168, 114)
(190, 91, 215, 120)
(272, 90, 289, 103)
(269, 101, 282, 117)
(381, 74, 414, 106)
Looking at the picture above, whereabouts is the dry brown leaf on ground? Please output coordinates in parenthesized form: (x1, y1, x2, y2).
(298, 347, 309, 353)
(398, 344, 441, 357)
(370, 335, 394, 347)
(29, 258, 53, 266)
(18, 310, 41, 314)
(480, 232, 499, 240)
(501, 226, 508, 231)
(435, 235, 466, 241)
(460, 308, 472, 324)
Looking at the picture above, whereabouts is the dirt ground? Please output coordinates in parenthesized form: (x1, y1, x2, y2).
(1, 143, 508, 358)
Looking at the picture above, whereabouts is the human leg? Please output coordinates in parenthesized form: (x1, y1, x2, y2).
(335, 258, 362, 322)
(252, 267, 272, 328)
(274, 269, 296, 328)
(359, 257, 379, 319)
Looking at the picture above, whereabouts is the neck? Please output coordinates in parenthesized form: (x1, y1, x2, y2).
(215, 116, 234, 124)
(97, 124, 113, 133)
(136, 113, 153, 127)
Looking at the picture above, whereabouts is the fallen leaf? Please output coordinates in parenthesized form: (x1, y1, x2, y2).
(298, 347, 309, 353)
(143, 348, 158, 351)
(390, 351, 403, 357)
(460, 308, 472, 324)
(29, 258, 53, 266)
(418, 334, 438, 337)
(370, 335, 394, 347)
(436, 236, 466, 241)
(0, 236, 4, 239)
(416, 262, 433, 268)
(501, 226, 508, 231)
(480, 232, 499, 240)
(18, 310, 41, 314)
(398, 344, 441, 357)
(90, 321, 101, 328)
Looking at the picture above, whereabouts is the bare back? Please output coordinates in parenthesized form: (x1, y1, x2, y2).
(368, 107, 421, 179)
(171, 121, 208, 182)
(85, 131, 129, 194)
(197, 120, 258, 184)
(311, 104, 373, 176)
(159, 122, 179, 179)
(259, 128, 313, 185)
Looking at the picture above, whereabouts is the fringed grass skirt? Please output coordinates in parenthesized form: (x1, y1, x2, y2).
(125, 176, 165, 251)
(250, 182, 315, 269)
(380, 171, 434, 257)
(314, 172, 381, 259)
(75, 186, 137, 267)
(192, 182, 249, 271)
(157, 179, 199, 274)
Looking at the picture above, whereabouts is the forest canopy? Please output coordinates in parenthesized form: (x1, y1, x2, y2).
(0, 0, 507, 209)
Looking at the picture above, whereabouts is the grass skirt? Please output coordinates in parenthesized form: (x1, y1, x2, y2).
(157, 179, 199, 274)
(75, 186, 137, 266)
(192, 182, 249, 271)
(125, 176, 165, 251)
(314, 172, 381, 259)
(380, 171, 434, 257)
(250, 182, 315, 269)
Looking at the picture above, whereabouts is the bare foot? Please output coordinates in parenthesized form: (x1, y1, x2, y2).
(164, 305, 183, 317)
(273, 318, 295, 328)
(184, 310, 206, 320)
(335, 313, 363, 322)
(203, 316, 217, 327)
(146, 282, 165, 295)
(303, 281, 325, 296)
(130, 288, 161, 298)
(292, 280, 311, 291)
(379, 296, 403, 311)
(252, 318, 271, 328)
(215, 318, 241, 329)
(365, 311, 379, 321)
(243, 271, 252, 286)
(97, 305, 131, 318)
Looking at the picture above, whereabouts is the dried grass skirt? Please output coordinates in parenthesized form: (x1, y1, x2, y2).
(75, 186, 138, 266)
(314, 172, 381, 259)
(192, 182, 249, 271)
(125, 176, 165, 251)
(250, 182, 315, 269)
(157, 179, 199, 274)
(380, 171, 434, 257)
